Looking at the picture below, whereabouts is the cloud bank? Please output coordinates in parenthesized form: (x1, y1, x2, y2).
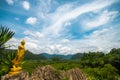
(4, 0, 120, 54)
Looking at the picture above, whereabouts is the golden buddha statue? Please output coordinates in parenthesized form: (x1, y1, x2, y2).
(9, 40, 25, 76)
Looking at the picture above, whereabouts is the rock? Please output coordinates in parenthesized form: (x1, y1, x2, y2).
(29, 65, 61, 80)
(1, 71, 29, 80)
(1, 65, 88, 80)
(66, 68, 88, 80)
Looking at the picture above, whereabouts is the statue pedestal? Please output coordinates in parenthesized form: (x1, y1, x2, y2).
(8, 66, 22, 76)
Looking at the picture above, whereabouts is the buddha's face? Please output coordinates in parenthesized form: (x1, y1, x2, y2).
(21, 42, 25, 45)
(21, 40, 25, 45)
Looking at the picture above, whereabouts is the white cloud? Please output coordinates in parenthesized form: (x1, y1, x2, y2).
(73, 26, 120, 53)
(61, 39, 70, 43)
(37, 44, 81, 55)
(5, 0, 120, 55)
(6, 38, 20, 49)
(90, 28, 120, 51)
(6, 25, 120, 54)
(24, 30, 44, 39)
(22, 1, 30, 10)
(6, 0, 14, 5)
(23, 0, 119, 54)
(25, 17, 37, 25)
(42, 0, 117, 38)
(64, 22, 71, 27)
(82, 10, 119, 29)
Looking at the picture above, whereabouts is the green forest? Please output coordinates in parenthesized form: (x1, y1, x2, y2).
(22, 48, 120, 80)
(0, 26, 120, 80)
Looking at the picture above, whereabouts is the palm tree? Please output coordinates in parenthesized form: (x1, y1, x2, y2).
(0, 25, 15, 76)
(0, 25, 15, 50)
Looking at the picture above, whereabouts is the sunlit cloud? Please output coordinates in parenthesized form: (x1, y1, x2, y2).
(22, 1, 30, 10)
(6, 0, 14, 5)
(81, 10, 119, 30)
(25, 17, 37, 25)
(42, 0, 118, 38)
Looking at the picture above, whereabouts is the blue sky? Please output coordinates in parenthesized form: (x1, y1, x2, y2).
(0, 0, 120, 54)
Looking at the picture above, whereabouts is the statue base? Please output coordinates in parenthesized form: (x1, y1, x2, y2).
(8, 66, 22, 76)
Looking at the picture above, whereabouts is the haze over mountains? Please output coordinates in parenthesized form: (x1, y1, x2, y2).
(1, 49, 83, 60)
(25, 50, 83, 60)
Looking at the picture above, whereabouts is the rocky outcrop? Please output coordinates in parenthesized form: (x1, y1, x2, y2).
(60, 68, 88, 80)
(1, 65, 88, 80)
(66, 68, 88, 80)
(29, 65, 61, 80)
(1, 71, 29, 80)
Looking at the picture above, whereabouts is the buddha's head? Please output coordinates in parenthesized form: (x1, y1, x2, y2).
(21, 39, 25, 45)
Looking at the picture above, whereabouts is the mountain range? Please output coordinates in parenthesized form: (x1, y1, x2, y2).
(0, 49, 83, 60)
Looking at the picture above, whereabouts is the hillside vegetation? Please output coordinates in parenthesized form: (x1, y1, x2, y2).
(21, 48, 120, 80)
(1, 47, 120, 79)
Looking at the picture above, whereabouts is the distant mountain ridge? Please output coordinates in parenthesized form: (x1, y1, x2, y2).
(1, 49, 83, 60)
(40, 53, 72, 60)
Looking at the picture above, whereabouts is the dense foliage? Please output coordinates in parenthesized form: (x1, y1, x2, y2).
(81, 50, 120, 80)
(22, 48, 120, 80)
(71, 53, 83, 60)
(0, 26, 14, 50)
(0, 25, 15, 76)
